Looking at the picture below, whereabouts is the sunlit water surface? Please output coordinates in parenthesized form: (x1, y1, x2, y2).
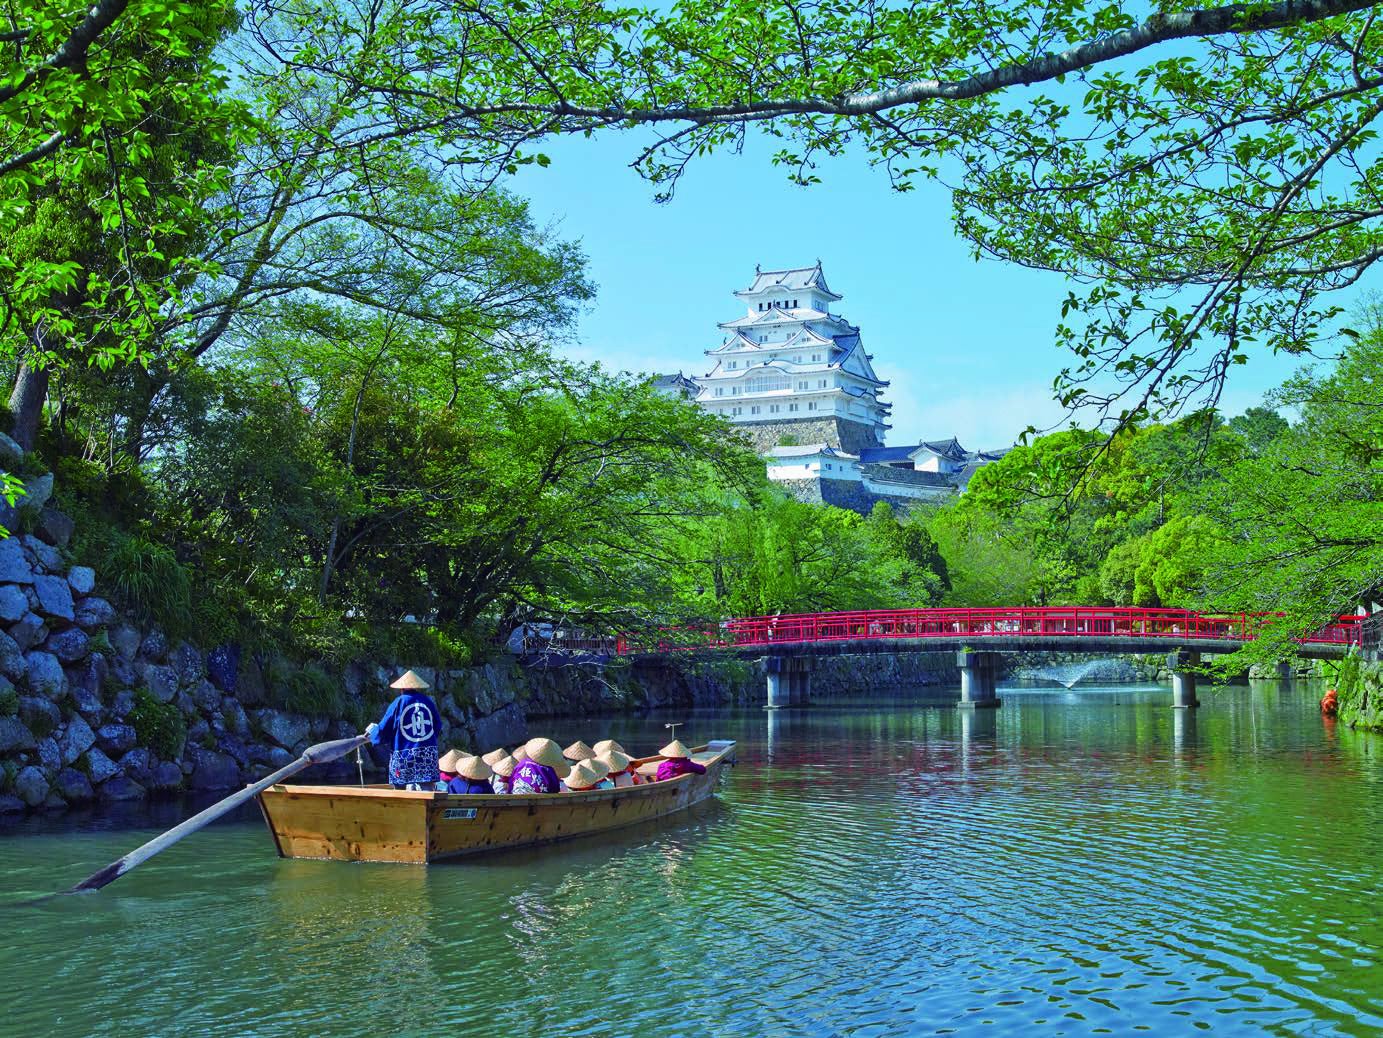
(3, 682, 1383, 1036)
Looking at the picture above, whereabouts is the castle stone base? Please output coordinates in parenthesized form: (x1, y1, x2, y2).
(772, 477, 930, 516)
(731, 417, 882, 454)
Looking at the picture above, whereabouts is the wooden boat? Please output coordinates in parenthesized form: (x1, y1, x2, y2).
(256, 740, 737, 863)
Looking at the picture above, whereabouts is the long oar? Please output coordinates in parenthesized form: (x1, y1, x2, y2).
(68, 732, 372, 894)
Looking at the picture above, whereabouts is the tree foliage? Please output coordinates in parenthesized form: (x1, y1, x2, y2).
(227, 0, 1383, 427)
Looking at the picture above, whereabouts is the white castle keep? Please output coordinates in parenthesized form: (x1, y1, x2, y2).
(654, 262, 1006, 511)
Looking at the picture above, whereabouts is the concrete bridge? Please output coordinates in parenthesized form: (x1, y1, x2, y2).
(615, 607, 1364, 710)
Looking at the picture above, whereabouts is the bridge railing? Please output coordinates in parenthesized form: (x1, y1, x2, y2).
(617, 607, 1365, 653)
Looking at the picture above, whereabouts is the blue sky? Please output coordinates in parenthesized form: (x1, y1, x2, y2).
(513, 133, 1319, 449)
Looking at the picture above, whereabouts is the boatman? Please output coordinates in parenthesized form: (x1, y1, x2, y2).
(369, 670, 441, 790)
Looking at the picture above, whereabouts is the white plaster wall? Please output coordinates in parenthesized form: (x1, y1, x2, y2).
(767, 461, 822, 479)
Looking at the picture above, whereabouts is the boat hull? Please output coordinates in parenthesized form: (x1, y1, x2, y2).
(257, 741, 735, 863)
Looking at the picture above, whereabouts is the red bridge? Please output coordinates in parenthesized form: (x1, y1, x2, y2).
(618, 607, 1364, 655)
(588, 607, 1363, 710)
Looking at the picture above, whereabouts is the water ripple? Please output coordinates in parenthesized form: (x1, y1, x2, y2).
(3, 687, 1383, 1035)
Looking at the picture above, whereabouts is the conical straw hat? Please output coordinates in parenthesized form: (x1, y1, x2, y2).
(565, 759, 602, 790)
(512, 745, 530, 763)
(455, 755, 493, 781)
(563, 739, 596, 762)
(524, 737, 567, 771)
(585, 757, 610, 782)
(636, 760, 662, 778)
(593, 739, 626, 755)
(660, 739, 692, 759)
(438, 748, 468, 772)
(596, 749, 632, 773)
(390, 669, 430, 690)
(492, 755, 517, 778)
(481, 748, 508, 766)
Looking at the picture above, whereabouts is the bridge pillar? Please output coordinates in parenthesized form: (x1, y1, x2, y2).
(957, 650, 1001, 709)
(789, 660, 811, 705)
(1275, 660, 1295, 684)
(766, 667, 786, 709)
(1169, 650, 1200, 709)
(766, 657, 798, 709)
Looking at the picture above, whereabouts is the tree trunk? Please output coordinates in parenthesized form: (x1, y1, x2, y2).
(8, 362, 48, 452)
(120, 366, 162, 460)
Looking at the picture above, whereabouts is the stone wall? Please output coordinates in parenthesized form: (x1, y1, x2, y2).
(1002, 652, 1166, 683)
(772, 476, 932, 516)
(731, 417, 881, 454)
(1338, 655, 1383, 730)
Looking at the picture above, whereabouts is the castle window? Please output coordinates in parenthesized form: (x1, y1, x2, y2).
(789, 403, 798, 412)
(751, 406, 760, 415)
(747, 373, 789, 393)
(792, 299, 798, 308)
(808, 402, 817, 411)
(797, 381, 808, 390)
(715, 388, 723, 397)
(818, 379, 827, 388)
(769, 404, 779, 413)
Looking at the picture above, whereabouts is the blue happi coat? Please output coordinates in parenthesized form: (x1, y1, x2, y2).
(371, 691, 440, 786)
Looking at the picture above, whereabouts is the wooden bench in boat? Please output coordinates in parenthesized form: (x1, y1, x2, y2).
(257, 741, 737, 863)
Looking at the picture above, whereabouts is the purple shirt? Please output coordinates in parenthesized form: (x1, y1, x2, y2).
(510, 759, 561, 794)
(447, 777, 492, 795)
(655, 758, 707, 782)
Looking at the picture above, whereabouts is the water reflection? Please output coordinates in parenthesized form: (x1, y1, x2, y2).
(3, 683, 1383, 1036)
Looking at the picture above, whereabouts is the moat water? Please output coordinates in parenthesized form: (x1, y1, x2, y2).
(2, 682, 1382, 1036)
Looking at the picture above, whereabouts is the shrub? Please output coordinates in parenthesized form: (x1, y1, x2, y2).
(0, 685, 16, 717)
(100, 533, 193, 635)
(14, 503, 41, 535)
(264, 659, 345, 717)
(128, 688, 187, 761)
(28, 707, 57, 739)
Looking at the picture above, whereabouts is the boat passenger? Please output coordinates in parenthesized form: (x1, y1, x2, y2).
(596, 749, 640, 788)
(563, 759, 608, 792)
(563, 739, 597, 763)
(511, 745, 530, 763)
(448, 754, 494, 795)
(490, 754, 516, 794)
(481, 748, 509, 767)
(586, 757, 613, 789)
(636, 761, 662, 782)
(510, 737, 570, 794)
(437, 748, 467, 790)
(655, 739, 707, 783)
(370, 670, 442, 790)
(592, 739, 627, 756)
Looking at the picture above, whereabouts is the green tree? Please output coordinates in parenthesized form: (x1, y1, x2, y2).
(865, 502, 950, 606)
(1, 2, 241, 448)
(1098, 515, 1231, 607)
(248, 0, 1383, 426)
(1199, 326, 1383, 659)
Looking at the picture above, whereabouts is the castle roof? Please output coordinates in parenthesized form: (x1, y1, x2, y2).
(765, 443, 859, 460)
(734, 261, 841, 301)
(651, 372, 698, 390)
